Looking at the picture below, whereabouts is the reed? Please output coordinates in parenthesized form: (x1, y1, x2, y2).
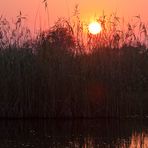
(0, 12, 147, 118)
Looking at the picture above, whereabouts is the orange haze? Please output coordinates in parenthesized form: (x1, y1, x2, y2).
(0, 0, 148, 32)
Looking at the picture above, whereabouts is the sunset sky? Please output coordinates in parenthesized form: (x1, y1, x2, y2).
(0, 0, 148, 31)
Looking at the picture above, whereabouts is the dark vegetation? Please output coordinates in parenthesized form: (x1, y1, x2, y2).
(0, 12, 147, 118)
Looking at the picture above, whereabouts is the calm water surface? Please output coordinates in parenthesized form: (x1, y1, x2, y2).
(0, 119, 148, 148)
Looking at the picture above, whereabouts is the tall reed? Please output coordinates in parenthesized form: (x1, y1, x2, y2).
(0, 13, 147, 118)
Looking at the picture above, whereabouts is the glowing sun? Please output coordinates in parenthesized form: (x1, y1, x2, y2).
(88, 22, 102, 35)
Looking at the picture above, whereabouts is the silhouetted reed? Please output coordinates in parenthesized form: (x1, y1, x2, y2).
(0, 13, 147, 118)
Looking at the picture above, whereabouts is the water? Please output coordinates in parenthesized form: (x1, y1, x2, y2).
(0, 119, 148, 148)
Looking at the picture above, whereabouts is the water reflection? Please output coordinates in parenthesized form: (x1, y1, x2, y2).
(0, 119, 148, 148)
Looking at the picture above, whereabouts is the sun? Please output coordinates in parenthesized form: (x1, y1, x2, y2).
(88, 22, 102, 35)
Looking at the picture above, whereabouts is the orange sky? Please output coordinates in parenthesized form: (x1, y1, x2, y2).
(0, 0, 148, 32)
